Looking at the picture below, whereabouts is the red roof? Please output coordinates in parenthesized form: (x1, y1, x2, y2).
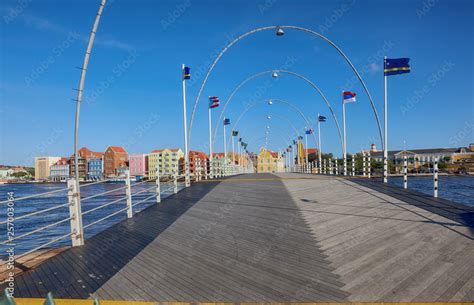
(53, 158, 70, 166)
(190, 150, 208, 160)
(151, 148, 181, 153)
(212, 152, 225, 158)
(108, 146, 127, 153)
(305, 148, 318, 154)
(91, 152, 104, 158)
(151, 149, 164, 153)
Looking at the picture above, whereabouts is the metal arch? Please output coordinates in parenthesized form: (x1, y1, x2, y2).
(212, 69, 343, 152)
(188, 25, 383, 150)
(227, 98, 318, 150)
(241, 117, 300, 149)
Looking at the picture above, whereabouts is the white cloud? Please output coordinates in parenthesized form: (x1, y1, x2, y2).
(368, 63, 381, 74)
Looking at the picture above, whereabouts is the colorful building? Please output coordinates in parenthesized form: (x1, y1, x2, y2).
(129, 154, 148, 178)
(34, 156, 61, 180)
(104, 146, 128, 177)
(189, 151, 208, 175)
(70, 147, 103, 180)
(87, 157, 103, 181)
(0, 168, 13, 178)
(50, 158, 70, 182)
(257, 148, 284, 173)
(148, 148, 184, 179)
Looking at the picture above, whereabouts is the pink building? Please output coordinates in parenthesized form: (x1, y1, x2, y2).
(129, 154, 148, 177)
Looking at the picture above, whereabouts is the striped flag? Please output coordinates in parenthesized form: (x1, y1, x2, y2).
(223, 118, 231, 125)
(209, 96, 219, 109)
(318, 115, 327, 122)
(305, 128, 314, 135)
(384, 58, 411, 76)
(343, 91, 356, 103)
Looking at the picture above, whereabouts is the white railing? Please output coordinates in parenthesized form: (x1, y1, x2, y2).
(0, 161, 253, 258)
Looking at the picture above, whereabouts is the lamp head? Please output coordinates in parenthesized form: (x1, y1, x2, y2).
(276, 27, 285, 36)
(271, 71, 279, 78)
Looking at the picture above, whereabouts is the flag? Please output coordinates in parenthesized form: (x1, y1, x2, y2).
(384, 58, 411, 76)
(318, 115, 327, 122)
(305, 128, 314, 135)
(298, 136, 303, 140)
(293, 140, 297, 145)
(223, 118, 231, 125)
(209, 96, 219, 109)
(238, 137, 242, 142)
(343, 91, 356, 103)
(183, 66, 191, 80)
(232, 130, 238, 136)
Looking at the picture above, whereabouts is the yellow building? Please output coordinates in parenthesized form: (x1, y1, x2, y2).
(34, 156, 61, 180)
(148, 148, 184, 179)
(257, 148, 284, 173)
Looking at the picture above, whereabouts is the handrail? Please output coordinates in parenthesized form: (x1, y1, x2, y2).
(81, 185, 129, 201)
(81, 195, 128, 216)
(0, 202, 71, 224)
(83, 206, 130, 230)
(131, 194, 156, 207)
(0, 217, 71, 245)
(18, 231, 75, 258)
(131, 186, 156, 196)
(0, 186, 70, 205)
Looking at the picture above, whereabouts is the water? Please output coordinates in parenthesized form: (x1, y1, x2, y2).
(388, 175, 474, 207)
(0, 182, 179, 257)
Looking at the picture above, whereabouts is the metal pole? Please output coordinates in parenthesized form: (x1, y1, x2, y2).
(67, 179, 84, 246)
(223, 120, 227, 166)
(342, 97, 347, 176)
(383, 56, 388, 183)
(156, 161, 161, 203)
(317, 114, 322, 172)
(403, 155, 408, 189)
(182, 64, 190, 187)
(305, 133, 309, 166)
(352, 156, 355, 176)
(208, 107, 213, 178)
(368, 151, 371, 179)
(72, 0, 105, 245)
(125, 170, 132, 218)
(231, 134, 235, 165)
(434, 157, 438, 198)
(363, 152, 367, 177)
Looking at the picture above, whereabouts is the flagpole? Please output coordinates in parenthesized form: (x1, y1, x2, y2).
(237, 140, 241, 168)
(383, 56, 388, 183)
(342, 91, 347, 176)
(208, 105, 213, 178)
(223, 119, 227, 165)
(182, 64, 190, 187)
(305, 132, 308, 165)
(232, 132, 235, 165)
(318, 114, 322, 173)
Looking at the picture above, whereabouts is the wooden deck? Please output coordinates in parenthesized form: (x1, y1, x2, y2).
(3, 173, 474, 302)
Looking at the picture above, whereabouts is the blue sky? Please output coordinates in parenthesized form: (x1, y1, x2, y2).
(0, 0, 473, 166)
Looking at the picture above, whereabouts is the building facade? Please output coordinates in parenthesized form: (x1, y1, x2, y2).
(35, 156, 61, 180)
(50, 158, 70, 182)
(189, 151, 208, 175)
(148, 148, 184, 179)
(0, 168, 13, 178)
(70, 147, 103, 180)
(104, 146, 128, 177)
(129, 154, 148, 178)
(87, 157, 103, 181)
(257, 148, 284, 173)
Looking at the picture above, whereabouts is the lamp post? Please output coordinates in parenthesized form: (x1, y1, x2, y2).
(182, 64, 190, 187)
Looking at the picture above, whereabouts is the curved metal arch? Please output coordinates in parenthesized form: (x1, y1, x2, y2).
(227, 99, 318, 149)
(188, 25, 383, 150)
(212, 69, 343, 151)
(243, 118, 299, 148)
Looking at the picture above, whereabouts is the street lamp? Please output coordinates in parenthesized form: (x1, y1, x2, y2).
(268, 100, 273, 105)
(272, 71, 279, 78)
(276, 27, 285, 36)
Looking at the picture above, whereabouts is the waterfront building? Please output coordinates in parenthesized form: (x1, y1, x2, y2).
(148, 148, 184, 179)
(369, 143, 474, 173)
(70, 147, 103, 180)
(129, 154, 148, 178)
(257, 148, 284, 173)
(50, 158, 70, 182)
(189, 151, 208, 175)
(34, 156, 61, 180)
(0, 168, 13, 178)
(87, 157, 103, 181)
(104, 146, 128, 177)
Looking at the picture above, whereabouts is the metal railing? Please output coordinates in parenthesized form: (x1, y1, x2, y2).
(0, 161, 254, 258)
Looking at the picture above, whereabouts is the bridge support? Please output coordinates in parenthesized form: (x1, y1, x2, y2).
(125, 170, 133, 218)
(67, 179, 84, 247)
